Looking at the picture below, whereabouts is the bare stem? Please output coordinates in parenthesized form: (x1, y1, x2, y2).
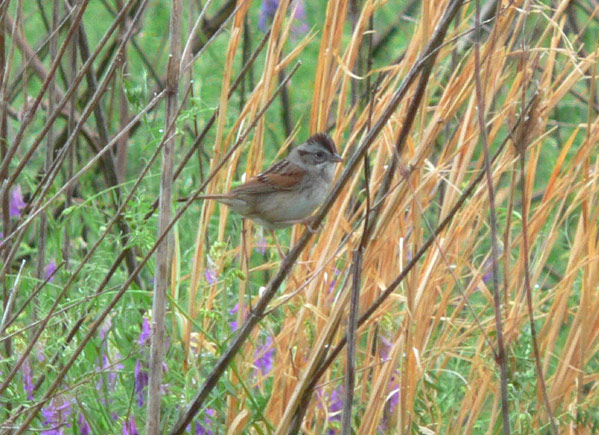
(473, 0, 510, 432)
(146, 0, 182, 432)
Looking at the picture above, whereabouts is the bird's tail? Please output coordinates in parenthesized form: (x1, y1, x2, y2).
(177, 194, 228, 202)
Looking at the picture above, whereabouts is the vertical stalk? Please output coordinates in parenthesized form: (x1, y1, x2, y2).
(473, 0, 510, 432)
(116, 0, 129, 183)
(63, 8, 78, 269)
(146, 0, 182, 432)
(36, 0, 60, 311)
(0, 0, 11, 328)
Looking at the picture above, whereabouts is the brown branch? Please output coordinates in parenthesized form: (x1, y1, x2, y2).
(341, 11, 375, 433)
(146, 0, 182, 431)
(191, 0, 236, 54)
(516, 107, 558, 434)
(473, 0, 510, 432)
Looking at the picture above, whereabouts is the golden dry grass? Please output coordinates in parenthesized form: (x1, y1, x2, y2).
(177, 0, 599, 432)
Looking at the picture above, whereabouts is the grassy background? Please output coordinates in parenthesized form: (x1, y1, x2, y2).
(1, 0, 599, 433)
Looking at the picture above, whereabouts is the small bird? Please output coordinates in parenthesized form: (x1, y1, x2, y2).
(198, 132, 343, 250)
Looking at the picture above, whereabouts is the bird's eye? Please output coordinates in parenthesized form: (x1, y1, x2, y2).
(315, 151, 324, 159)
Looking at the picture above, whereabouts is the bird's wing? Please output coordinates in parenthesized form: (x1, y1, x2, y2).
(230, 160, 306, 195)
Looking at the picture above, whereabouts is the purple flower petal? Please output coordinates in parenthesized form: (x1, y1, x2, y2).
(139, 317, 151, 347)
(44, 259, 57, 281)
(79, 414, 92, 435)
(379, 336, 393, 360)
(134, 360, 149, 407)
(380, 373, 400, 431)
(122, 416, 139, 435)
(22, 356, 34, 400)
(291, 1, 308, 36)
(259, 0, 279, 31)
(229, 304, 239, 331)
(99, 318, 112, 341)
(195, 408, 215, 435)
(9, 185, 26, 217)
(327, 268, 340, 294)
(328, 386, 343, 415)
(259, 0, 307, 36)
(205, 267, 217, 285)
(41, 397, 72, 433)
(254, 336, 274, 376)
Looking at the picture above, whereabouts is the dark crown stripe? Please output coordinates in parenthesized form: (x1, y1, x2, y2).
(308, 132, 337, 155)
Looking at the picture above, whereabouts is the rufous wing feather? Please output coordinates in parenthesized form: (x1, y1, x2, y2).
(229, 160, 306, 195)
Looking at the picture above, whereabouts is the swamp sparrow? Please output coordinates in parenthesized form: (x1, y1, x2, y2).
(199, 132, 343, 232)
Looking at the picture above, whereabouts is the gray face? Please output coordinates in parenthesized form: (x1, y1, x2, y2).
(293, 140, 339, 171)
(286, 135, 342, 183)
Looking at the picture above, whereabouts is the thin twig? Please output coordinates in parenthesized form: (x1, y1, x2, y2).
(473, 0, 510, 432)
(341, 10, 375, 432)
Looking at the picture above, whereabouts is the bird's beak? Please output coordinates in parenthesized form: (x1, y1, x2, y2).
(330, 153, 344, 163)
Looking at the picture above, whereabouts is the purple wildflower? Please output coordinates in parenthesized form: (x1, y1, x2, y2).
(139, 317, 151, 347)
(380, 374, 400, 431)
(196, 408, 215, 435)
(109, 353, 124, 385)
(44, 259, 57, 281)
(134, 359, 149, 407)
(41, 396, 72, 434)
(482, 270, 493, 284)
(205, 267, 217, 285)
(318, 385, 344, 434)
(328, 386, 343, 421)
(229, 304, 239, 331)
(79, 414, 92, 435)
(10, 185, 26, 217)
(122, 415, 139, 435)
(259, 0, 278, 31)
(379, 336, 393, 360)
(254, 336, 274, 376)
(291, 1, 308, 35)
(22, 356, 34, 400)
(96, 351, 124, 391)
(259, 0, 308, 36)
